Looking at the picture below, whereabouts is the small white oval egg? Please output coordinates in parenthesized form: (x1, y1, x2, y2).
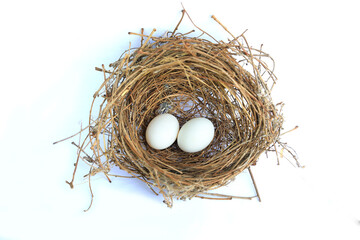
(177, 117, 215, 153)
(145, 113, 179, 150)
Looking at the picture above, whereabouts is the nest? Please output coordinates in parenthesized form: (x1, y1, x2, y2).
(65, 11, 291, 208)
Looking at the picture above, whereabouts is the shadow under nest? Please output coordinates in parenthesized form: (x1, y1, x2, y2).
(65, 11, 290, 208)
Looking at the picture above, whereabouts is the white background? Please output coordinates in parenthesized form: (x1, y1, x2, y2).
(1, 0, 359, 239)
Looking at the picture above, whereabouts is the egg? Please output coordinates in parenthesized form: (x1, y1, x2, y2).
(145, 113, 179, 150)
(177, 117, 215, 153)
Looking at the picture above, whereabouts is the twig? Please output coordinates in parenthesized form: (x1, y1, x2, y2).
(140, 28, 156, 49)
(84, 166, 94, 212)
(196, 192, 256, 200)
(195, 195, 232, 200)
(171, 9, 186, 37)
(181, 5, 218, 43)
(280, 125, 299, 136)
(95, 67, 113, 74)
(65, 140, 88, 189)
(248, 167, 261, 202)
(140, 28, 144, 45)
(53, 125, 90, 145)
(72, 141, 93, 163)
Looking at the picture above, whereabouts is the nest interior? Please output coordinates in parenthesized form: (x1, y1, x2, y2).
(73, 12, 285, 208)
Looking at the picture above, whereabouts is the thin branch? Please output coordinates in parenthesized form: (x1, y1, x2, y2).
(280, 125, 299, 136)
(84, 166, 94, 212)
(181, 5, 218, 43)
(53, 125, 90, 145)
(196, 192, 256, 200)
(171, 10, 185, 37)
(248, 167, 261, 202)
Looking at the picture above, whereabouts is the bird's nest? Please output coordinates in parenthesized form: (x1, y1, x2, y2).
(61, 10, 298, 209)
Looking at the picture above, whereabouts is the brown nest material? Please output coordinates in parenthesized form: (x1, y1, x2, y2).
(62, 11, 297, 208)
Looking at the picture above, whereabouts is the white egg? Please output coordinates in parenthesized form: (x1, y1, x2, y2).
(177, 117, 215, 153)
(145, 113, 179, 150)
